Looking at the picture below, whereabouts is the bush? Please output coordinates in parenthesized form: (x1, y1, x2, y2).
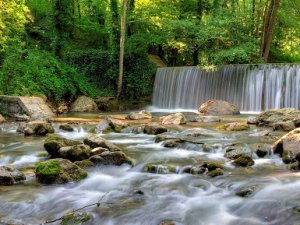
(64, 50, 156, 99)
(0, 49, 100, 102)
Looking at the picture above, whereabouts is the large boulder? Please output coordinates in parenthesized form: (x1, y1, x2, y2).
(161, 113, 187, 125)
(70, 96, 99, 113)
(126, 110, 152, 120)
(273, 128, 300, 164)
(0, 166, 26, 185)
(144, 123, 168, 135)
(83, 134, 121, 151)
(199, 99, 240, 116)
(35, 159, 88, 184)
(254, 108, 300, 131)
(44, 135, 82, 157)
(58, 144, 91, 162)
(18, 121, 55, 136)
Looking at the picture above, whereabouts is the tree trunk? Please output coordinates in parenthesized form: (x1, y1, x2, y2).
(117, 0, 127, 100)
(260, 0, 281, 62)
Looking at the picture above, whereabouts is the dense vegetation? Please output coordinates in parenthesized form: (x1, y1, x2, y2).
(0, 0, 299, 102)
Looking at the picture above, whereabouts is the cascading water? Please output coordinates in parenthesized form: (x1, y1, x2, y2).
(152, 64, 300, 112)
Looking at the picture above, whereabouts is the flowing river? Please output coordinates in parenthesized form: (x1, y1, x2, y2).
(0, 113, 300, 225)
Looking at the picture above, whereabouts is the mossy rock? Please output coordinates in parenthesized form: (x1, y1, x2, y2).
(144, 164, 177, 174)
(59, 124, 74, 132)
(35, 159, 88, 184)
(44, 135, 82, 157)
(74, 159, 95, 168)
(233, 156, 255, 167)
(207, 169, 224, 177)
(235, 186, 257, 197)
(61, 212, 91, 225)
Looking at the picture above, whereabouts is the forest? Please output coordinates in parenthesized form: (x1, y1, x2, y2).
(1, 0, 300, 103)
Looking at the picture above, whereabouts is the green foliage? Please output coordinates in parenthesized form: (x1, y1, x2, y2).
(0, 50, 99, 101)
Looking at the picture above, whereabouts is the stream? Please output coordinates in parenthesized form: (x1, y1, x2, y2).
(0, 113, 300, 225)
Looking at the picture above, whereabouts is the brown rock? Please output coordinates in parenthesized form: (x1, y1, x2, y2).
(70, 96, 98, 113)
(199, 99, 240, 116)
(161, 113, 187, 125)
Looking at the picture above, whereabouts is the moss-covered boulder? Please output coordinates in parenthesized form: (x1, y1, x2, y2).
(44, 135, 82, 157)
(58, 144, 91, 162)
(83, 134, 121, 151)
(217, 122, 250, 131)
(61, 212, 92, 225)
(144, 164, 177, 174)
(224, 144, 252, 160)
(144, 123, 168, 135)
(22, 121, 55, 136)
(89, 151, 133, 166)
(0, 166, 26, 185)
(35, 159, 88, 184)
(74, 159, 95, 168)
(233, 156, 255, 167)
(70, 96, 98, 113)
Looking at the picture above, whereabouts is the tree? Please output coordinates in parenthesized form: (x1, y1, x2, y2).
(260, 0, 281, 62)
(117, 0, 127, 100)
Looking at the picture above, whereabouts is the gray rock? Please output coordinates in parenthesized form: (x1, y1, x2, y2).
(144, 123, 168, 135)
(89, 151, 132, 166)
(58, 144, 91, 162)
(0, 166, 26, 185)
(70, 96, 98, 113)
(14, 114, 30, 122)
(126, 110, 152, 120)
(84, 134, 121, 151)
(190, 115, 221, 123)
(21, 121, 55, 136)
(247, 116, 258, 124)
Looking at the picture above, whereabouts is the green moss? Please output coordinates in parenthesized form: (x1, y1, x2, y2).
(36, 160, 60, 175)
(216, 125, 226, 131)
(74, 170, 88, 181)
(74, 160, 95, 168)
(61, 212, 91, 225)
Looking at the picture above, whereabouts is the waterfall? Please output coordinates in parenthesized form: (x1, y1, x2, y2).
(152, 64, 300, 112)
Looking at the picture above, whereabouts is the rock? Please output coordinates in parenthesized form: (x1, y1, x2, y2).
(233, 156, 255, 167)
(35, 159, 88, 184)
(199, 99, 240, 116)
(89, 151, 132, 166)
(190, 115, 221, 123)
(0, 166, 26, 185)
(58, 144, 91, 162)
(224, 144, 252, 160)
(59, 124, 74, 132)
(96, 118, 128, 133)
(217, 122, 250, 131)
(144, 123, 168, 135)
(235, 186, 257, 197)
(163, 140, 180, 148)
(14, 114, 30, 122)
(253, 144, 270, 158)
(0, 114, 5, 123)
(121, 126, 144, 134)
(158, 220, 176, 225)
(70, 96, 98, 113)
(207, 168, 224, 177)
(90, 147, 108, 156)
(273, 121, 295, 132)
(61, 211, 91, 225)
(161, 113, 187, 125)
(44, 135, 82, 157)
(255, 108, 300, 128)
(74, 159, 95, 168)
(144, 164, 177, 174)
(22, 121, 55, 136)
(83, 134, 121, 151)
(273, 128, 300, 164)
(247, 116, 258, 124)
(126, 110, 152, 120)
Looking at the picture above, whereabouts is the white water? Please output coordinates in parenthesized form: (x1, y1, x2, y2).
(152, 65, 300, 112)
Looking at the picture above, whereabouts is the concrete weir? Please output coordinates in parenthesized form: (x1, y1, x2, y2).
(0, 96, 54, 119)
